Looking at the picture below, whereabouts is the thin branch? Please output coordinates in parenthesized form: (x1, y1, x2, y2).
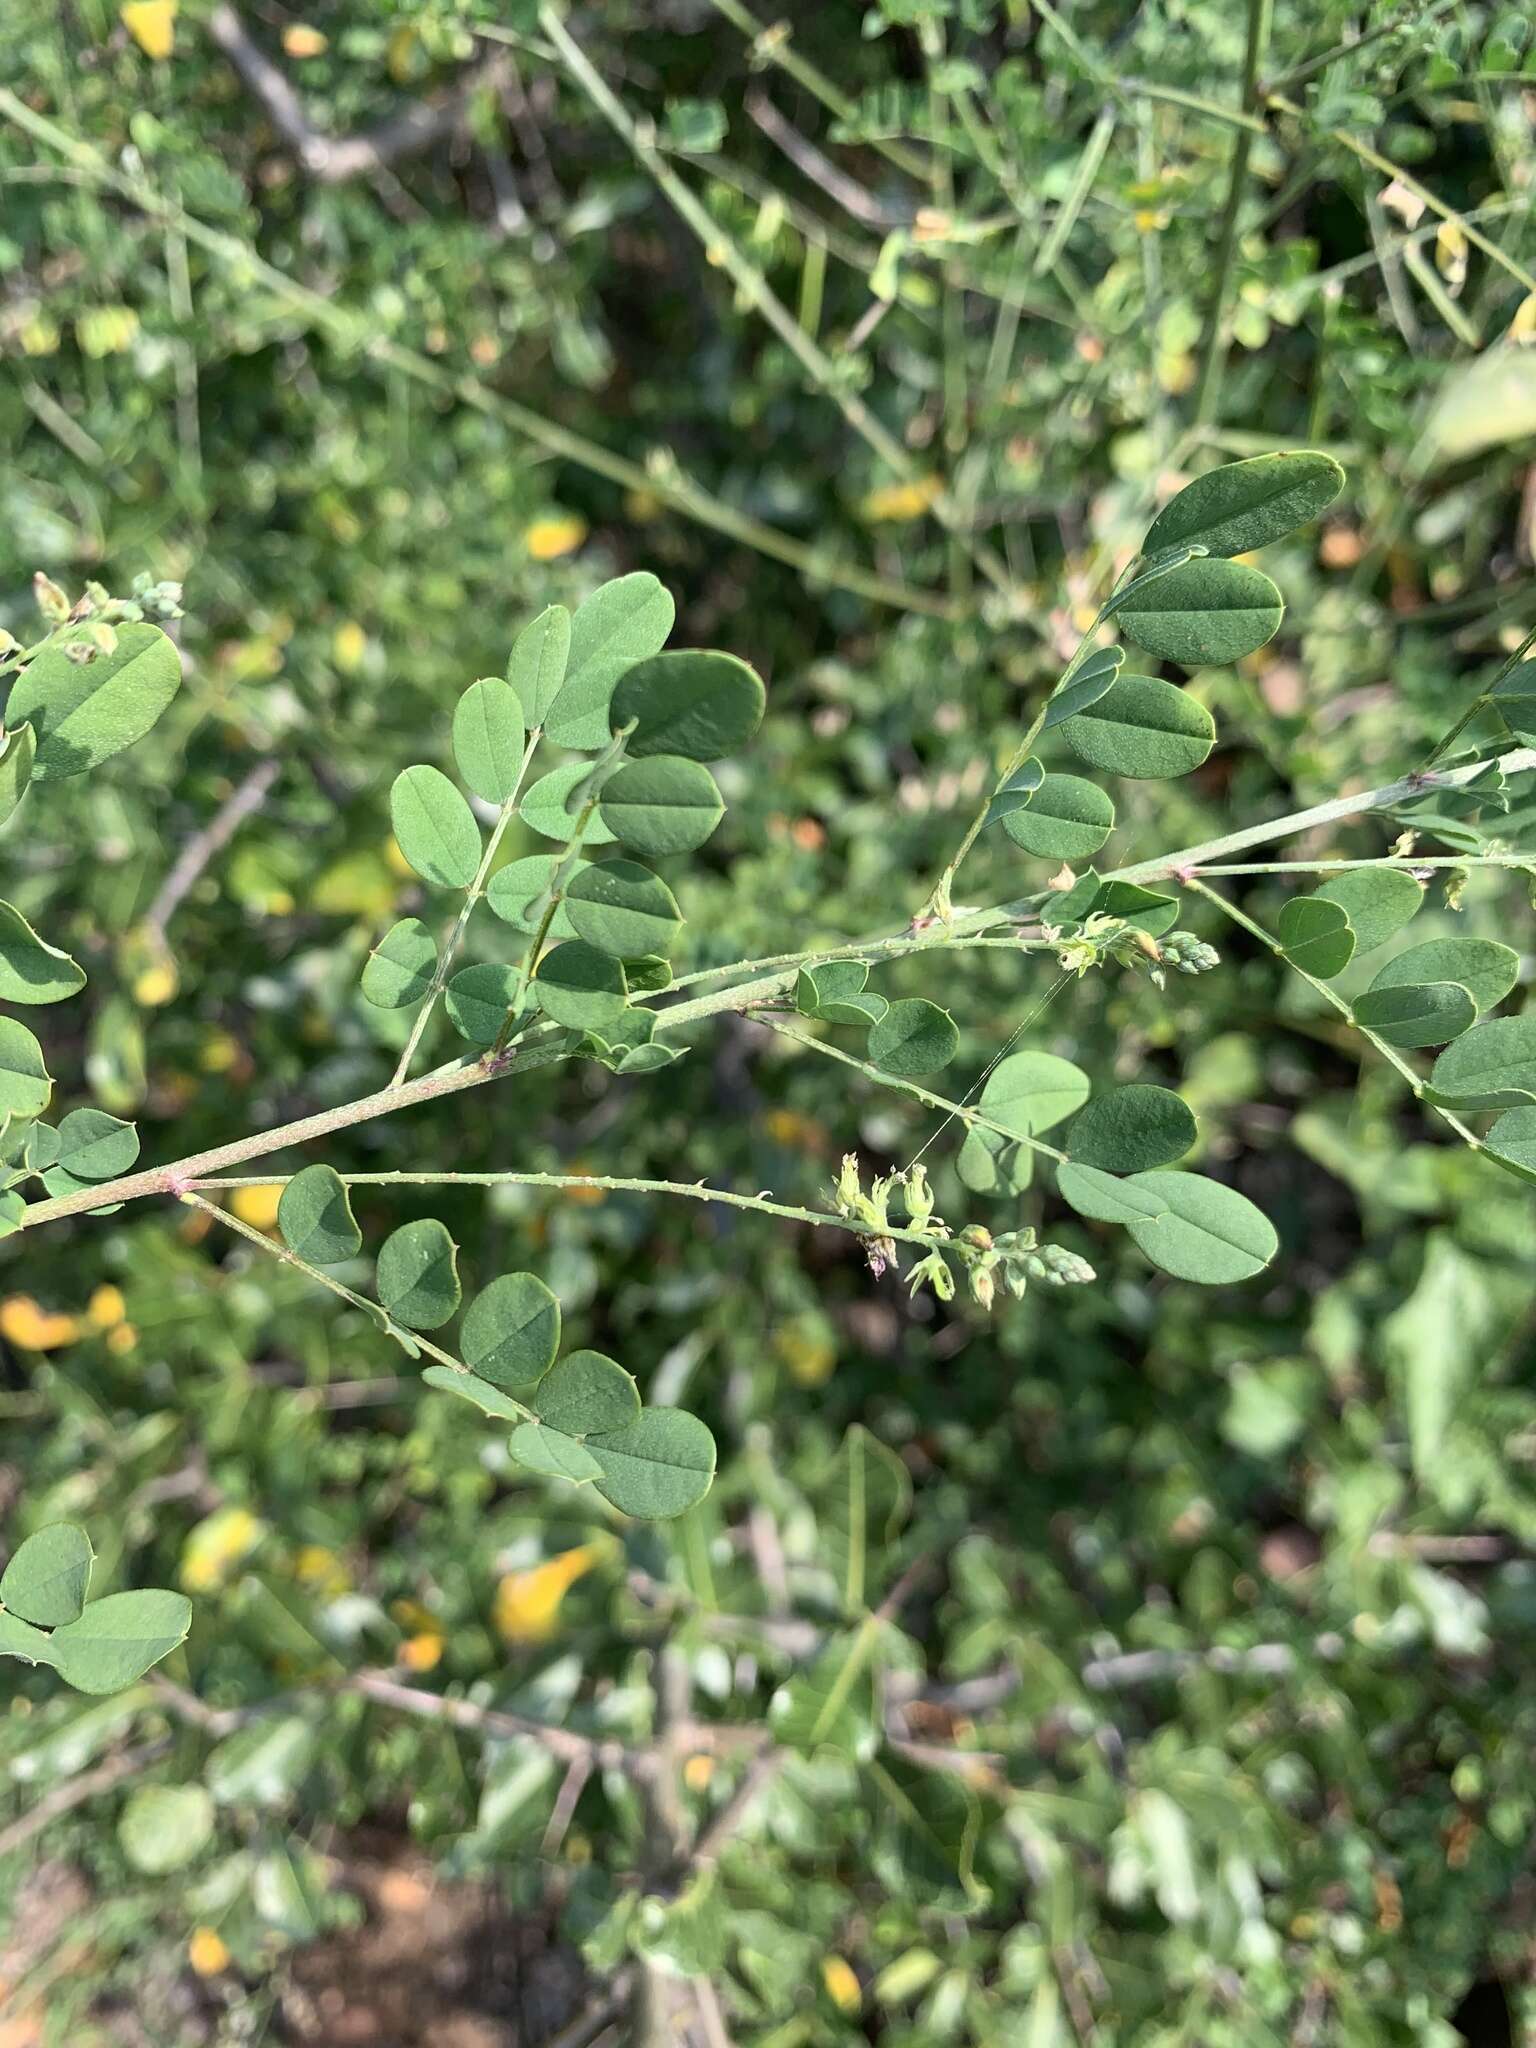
(0, 1737, 172, 1859)
(142, 756, 280, 945)
(207, 3, 507, 185)
(743, 89, 906, 228)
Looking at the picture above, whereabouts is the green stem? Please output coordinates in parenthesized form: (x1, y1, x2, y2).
(181, 1171, 961, 1259)
(392, 729, 542, 1084)
(1192, 0, 1274, 427)
(758, 1018, 1068, 1164)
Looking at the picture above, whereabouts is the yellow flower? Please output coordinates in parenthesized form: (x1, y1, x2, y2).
(0, 1297, 82, 1351)
(494, 1542, 611, 1645)
(682, 1754, 714, 1792)
(133, 959, 178, 1008)
(525, 514, 589, 562)
(88, 1286, 127, 1330)
(859, 475, 942, 523)
(774, 1314, 836, 1388)
(400, 1632, 445, 1672)
(198, 1028, 242, 1075)
(121, 1, 176, 60)
(282, 24, 328, 58)
(188, 1927, 230, 1976)
(294, 1545, 351, 1600)
(332, 621, 367, 674)
(230, 1185, 283, 1233)
(106, 1323, 139, 1356)
(180, 1506, 264, 1594)
(822, 1957, 862, 2014)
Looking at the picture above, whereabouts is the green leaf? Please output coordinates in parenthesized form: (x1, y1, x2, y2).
(796, 959, 888, 1027)
(507, 1421, 604, 1484)
(533, 1349, 640, 1435)
(1491, 661, 1536, 742)
(1057, 1160, 1173, 1225)
(452, 677, 526, 804)
(420, 1364, 527, 1420)
(461, 1272, 560, 1393)
(598, 756, 724, 854)
(975, 1050, 1089, 1139)
(586, 1408, 717, 1518)
(869, 1754, 984, 1913)
(534, 941, 627, 1031)
(1041, 645, 1124, 728)
(390, 765, 482, 889)
(612, 648, 766, 761)
(1083, 880, 1180, 936)
(49, 1589, 192, 1694)
(818, 1425, 911, 1614)
(1382, 1235, 1489, 1507)
(0, 723, 36, 829)
(376, 1218, 461, 1330)
(119, 1784, 215, 1873)
(1059, 675, 1214, 780)
(362, 918, 437, 1009)
(564, 858, 683, 959)
(1142, 452, 1345, 557)
(445, 963, 519, 1045)
(0, 1609, 58, 1667)
(770, 1626, 881, 1758)
(1368, 937, 1518, 1018)
(1123, 1172, 1279, 1283)
(486, 855, 566, 937)
(206, 1714, 317, 1807)
(546, 572, 675, 748)
(982, 757, 1044, 828)
(0, 1018, 52, 1119)
(520, 761, 617, 846)
(1483, 1103, 1536, 1184)
(0, 899, 85, 1003)
(52, 1108, 139, 1183)
(1116, 558, 1284, 668)
(868, 998, 958, 1078)
(634, 1867, 729, 1977)
(9, 622, 182, 781)
(1429, 1016, 1536, 1109)
(1000, 773, 1115, 860)
(1278, 896, 1356, 979)
(1, 1523, 94, 1625)
(1067, 1084, 1196, 1172)
(1310, 868, 1424, 953)
(507, 603, 571, 727)
(278, 1163, 361, 1265)
(1352, 981, 1477, 1048)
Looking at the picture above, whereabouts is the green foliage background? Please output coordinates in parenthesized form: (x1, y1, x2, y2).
(3, 0, 1536, 2041)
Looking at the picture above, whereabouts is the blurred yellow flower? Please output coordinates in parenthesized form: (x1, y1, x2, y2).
(494, 1541, 611, 1645)
(332, 621, 367, 673)
(822, 1956, 862, 2013)
(859, 475, 942, 523)
(0, 1297, 82, 1351)
(400, 1632, 444, 1672)
(180, 1506, 264, 1594)
(187, 1927, 230, 1976)
(121, 1, 176, 60)
(230, 1184, 283, 1232)
(133, 959, 178, 1008)
(88, 1285, 127, 1330)
(525, 514, 589, 561)
(282, 24, 327, 58)
(294, 1545, 351, 1600)
(682, 1754, 714, 1792)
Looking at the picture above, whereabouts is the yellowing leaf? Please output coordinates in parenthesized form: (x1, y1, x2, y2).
(188, 1928, 230, 1976)
(121, 0, 176, 59)
(0, 1296, 81, 1351)
(180, 1506, 264, 1594)
(494, 1541, 611, 1645)
(525, 514, 589, 562)
(230, 1184, 283, 1232)
(859, 475, 942, 523)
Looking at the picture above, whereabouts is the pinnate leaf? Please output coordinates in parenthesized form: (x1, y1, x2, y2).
(362, 918, 437, 1009)
(612, 648, 766, 761)
(461, 1272, 560, 1393)
(9, 622, 182, 781)
(1, 1523, 94, 1626)
(49, 1589, 192, 1694)
(868, 998, 958, 1078)
(546, 573, 674, 749)
(1117, 558, 1284, 668)
(452, 678, 526, 804)
(278, 1164, 361, 1265)
(0, 900, 85, 1004)
(376, 1218, 460, 1330)
(1143, 452, 1345, 558)
(1000, 773, 1114, 860)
